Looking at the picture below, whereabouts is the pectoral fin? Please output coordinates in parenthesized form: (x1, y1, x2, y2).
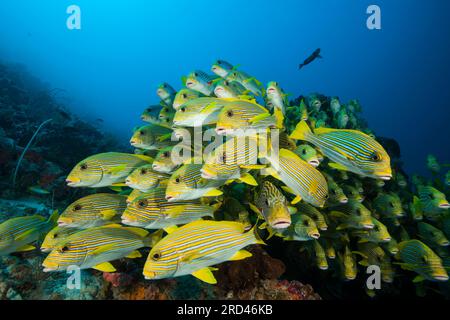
(291, 195, 302, 205)
(16, 244, 36, 252)
(328, 162, 349, 171)
(203, 188, 223, 197)
(163, 225, 178, 234)
(100, 209, 117, 220)
(413, 275, 425, 283)
(126, 250, 142, 259)
(191, 268, 217, 284)
(229, 250, 252, 261)
(92, 262, 116, 273)
(238, 173, 258, 186)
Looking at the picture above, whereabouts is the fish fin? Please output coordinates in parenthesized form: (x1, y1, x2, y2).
(109, 186, 123, 192)
(111, 183, 127, 187)
(261, 167, 281, 180)
(238, 173, 258, 186)
(413, 275, 425, 283)
(237, 95, 256, 102)
(330, 211, 347, 218)
(248, 203, 263, 217)
(359, 260, 369, 267)
(100, 209, 117, 220)
(352, 251, 368, 258)
(48, 210, 59, 226)
(313, 127, 337, 135)
(16, 244, 36, 252)
(328, 162, 349, 171)
(92, 262, 116, 273)
(157, 133, 172, 142)
(358, 239, 369, 243)
(191, 268, 217, 284)
(281, 186, 296, 195)
(249, 222, 266, 245)
(14, 229, 36, 242)
(181, 76, 187, 86)
(393, 262, 415, 271)
(259, 222, 267, 230)
(249, 113, 271, 124)
(291, 195, 302, 205)
(91, 244, 116, 256)
(203, 188, 223, 197)
(288, 206, 297, 214)
(240, 164, 266, 170)
(133, 154, 154, 163)
(201, 102, 218, 114)
(229, 249, 252, 261)
(163, 225, 178, 234)
(273, 107, 284, 128)
(126, 250, 142, 259)
(127, 227, 149, 238)
(289, 120, 312, 141)
(336, 224, 349, 230)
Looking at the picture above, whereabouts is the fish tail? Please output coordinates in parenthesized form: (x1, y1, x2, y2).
(144, 229, 164, 247)
(248, 222, 266, 246)
(289, 120, 313, 141)
(298, 64, 304, 69)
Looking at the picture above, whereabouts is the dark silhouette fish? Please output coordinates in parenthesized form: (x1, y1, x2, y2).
(299, 48, 322, 69)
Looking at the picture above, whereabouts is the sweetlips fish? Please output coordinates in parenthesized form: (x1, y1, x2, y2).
(296, 202, 328, 231)
(213, 79, 248, 99)
(42, 224, 162, 273)
(130, 123, 174, 150)
(308, 95, 322, 113)
(445, 170, 450, 186)
(323, 173, 348, 206)
(215, 100, 284, 136)
(121, 187, 219, 229)
(0, 210, 58, 256)
(58, 193, 126, 228)
(225, 70, 263, 96)
(248, 181, 293, 230)
(336, 108, 349, 128)
(126, 164, 170, 192)
(418, 185, 450, 219)
(262, 148, 329, 207)
(278, 214, 320, 241)
(427, 154, 440, 173)
(183, 70, 217, 96)
(373, 192, 404, 219)
(382, 238, 399, 256)
(330, 199, 374, 230)
(158, 104, 175, 125)
(352, 218, 391, 243)
(396, 240, 449, 282)
(27, 185, 50, 195)
(358, 242, 394, 283)
(211, 59, 234, 78)
(201, 135, 263, 185)
(293, 144, 320, 167)
(417, 222, 450, 247)
(338, 246, 357, 280)
(173, 88, 203, 111)
(298, 99, 309, 121)
(66, 152, 153, 188)
(266, 81, 288, 114)
(165, 162, 226, 201)
(311, 239, 328, 270)
(323, 239, 336, 259)
(330, 97, 341, 114)
(143, 220, 264, 284)
(41, 226, 82, 252)
(157, 82, 176, 105)
(152, 145, 186, 174)
(395, 172, 408, 188)
(290, 121, 392, 180)
(222, 197, 252, 231)
(141, 104, 171, 124)
(173, 97, 232, 127)
(342, 185, 364, 203)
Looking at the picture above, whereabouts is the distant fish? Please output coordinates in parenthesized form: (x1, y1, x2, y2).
(28, 185, 50, 195)
(298, 48, 322, 69)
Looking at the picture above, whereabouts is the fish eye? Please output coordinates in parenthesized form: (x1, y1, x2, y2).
(265, 199, 269, 206)
(162, 107, 168, 112)
(162, 151, 170, 158)
(331, 189, 336, 195)
(324, 194, 329, 200)
(152, 251, 161, 261)
(220, 152, 227, 163)
(303, 220, 309, 226)
(53, 233, 58, 239)
(138, 199, 148, 208)
(371, 152, 382, 162)
(61, 246, 69, 253)
(389, 202, 394, 208)
(217, 60, 222, 65)
(146, 108, 152, 112)
(139, 130, 145, 136)
(421, 256, 427, 263)
(301, 148, 306, 155)
(226, 110, 233, 117)
(355, 209, 361, 216)
(428, 193, 434, 199)
(174, 177, 181, 183)
(140, 168, 147, 175)
(181, 107, 186, 112)
(80, 163, 88, 170)
(193, 72, 198, 77)
(374, 225, 379, 231)
(73, 204, 82, 211)
(182, 93, 187, 98)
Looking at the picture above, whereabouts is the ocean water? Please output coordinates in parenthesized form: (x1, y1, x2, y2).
(0, 0, 449, 301)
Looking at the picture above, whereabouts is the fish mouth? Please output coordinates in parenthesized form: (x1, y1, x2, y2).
(345, 275, 356, 281)
(308, 159, 320, 167)
(382, 237, 392, 242)
(340, 198, 348, 204)
(310, 233, 320, 239)
(186, 81, 194, 87)
(434, 275, 449, 281)
(215, 87, 223, 92)
(363, 224, 374, 229)
(121, 218, 139, 226)
(65, 179, 78, 187)
(319, 265, 328, 270)
(152, 164, 160, 171)
(130, 139, 138, 146)
(215, 127, 228, 135)
(41, 248, 51, 253)
(165, 195, 176, 202)
(271, 220, 291, 229)
(267, 88, 276, 94)
(42, 267, 57, 272)
(200, 169, 216, 180)
(440, 241, 450, 246)
(439, 203, 450, 209)
(378, 175, 392, 181)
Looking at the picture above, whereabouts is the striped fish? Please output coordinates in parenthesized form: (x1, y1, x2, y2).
(338, 246, 357, 280)
(213, 79, 247, 99)
(418, 185, 450, 219)
(312, 239, 328, 270)
(126, 164, 170, 192)
(250, 181, 292, 230)
(373, 192, 404, 218)
(330, 199, 374, 230)
(41, 226, 82, 252)
(201, 135, 263, 185)
(417, 222, 449, 247)
(290, 121, 392, 180)
(173, 88, 203, 111)
(66, 152, 153, 188)
(266, 81, 288, 114)
(0, 210, 58, 256)
(351, 218, 391, 243)
(165, 163, 226, 201)
(143, 220, 264, 284)
(225, 70, 263, 96)
(263, 148, 328, 207)
(293, 144, 320, 167)
(322, 173, 348, 206)
(397, 240, 448, 282)
(141, 104, 164, 124)
(173, 97, 232, 127)
(42, 224, 161, 272)
(58, 193, 127, 228)
(297, 202, 328, 231)
(211, 60, 234, 78)
(156, 82, 176, 105)
(127, 188, 144, 204)
(122, 187, 218, 229)
(152, 145, 184, 174)
(183, 70, 217, 95)
(215, 100, 283, 136)
(130, 123, 174, 150)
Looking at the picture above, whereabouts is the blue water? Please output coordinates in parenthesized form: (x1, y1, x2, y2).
(0, 0, 449, 176)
